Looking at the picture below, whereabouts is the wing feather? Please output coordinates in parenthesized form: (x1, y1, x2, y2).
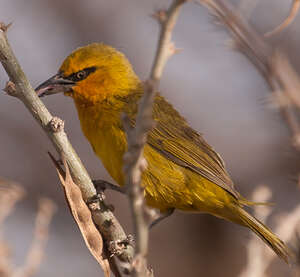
(147, 95, 240, 199)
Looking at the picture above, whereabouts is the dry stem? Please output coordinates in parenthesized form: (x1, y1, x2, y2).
(122, 0, 186, 276)
(0, 179, 25, 277)
(240, 185, 300, 277)
(0, 23, 134, 269)
(12, 198, 57, 277)
(197, 0, 300, 150)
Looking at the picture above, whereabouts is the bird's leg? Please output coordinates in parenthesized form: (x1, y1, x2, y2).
(93, 179, 174, 228)
(149, 208, 175, 229)
(93, 179, 126, 194)
(90, 179, 126, 212)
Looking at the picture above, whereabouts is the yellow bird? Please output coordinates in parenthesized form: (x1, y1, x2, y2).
(36, 43, 290, 262)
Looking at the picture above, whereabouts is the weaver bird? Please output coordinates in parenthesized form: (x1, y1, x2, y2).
(36, 43, 290, 262)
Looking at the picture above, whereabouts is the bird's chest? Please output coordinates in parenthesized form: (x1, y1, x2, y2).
(76, 103, 127, 185)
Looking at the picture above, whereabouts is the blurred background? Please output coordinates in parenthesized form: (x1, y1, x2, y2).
(0, 0, 299, 276)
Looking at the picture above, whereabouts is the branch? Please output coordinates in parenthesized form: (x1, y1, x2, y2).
(239, 186, 273, 277)
(122, 0, 186, 276)
(240, 185, 300, 277)
(196, 0, 300, 150)
(0, 178, 25, 225)
(12, 198, 57, 277)
(0, 179, 25, 277)
(0, 23, 134, 270)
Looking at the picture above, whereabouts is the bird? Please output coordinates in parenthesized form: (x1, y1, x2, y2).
(36, 43, 290, 262)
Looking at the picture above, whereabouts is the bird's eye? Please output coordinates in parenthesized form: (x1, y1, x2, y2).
(76, 71, 87, 80)
(65, 66, 97, 82)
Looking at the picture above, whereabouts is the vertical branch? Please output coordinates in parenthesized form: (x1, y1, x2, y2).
(122, 0, 187, 276)
(239, 186, 273, 277)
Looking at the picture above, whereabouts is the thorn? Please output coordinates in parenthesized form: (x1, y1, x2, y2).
(151, 10, 167, 24)
(167, 41, 183, 56)
(3, 81, 18, 97)
(0, 22, 12, 32)
(174, 47, 183, 54)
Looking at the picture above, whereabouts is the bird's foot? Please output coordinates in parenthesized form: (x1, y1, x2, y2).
(108, 234, 135, 258)
(86, 190, 115, 212)
(93, 179, 125, 194)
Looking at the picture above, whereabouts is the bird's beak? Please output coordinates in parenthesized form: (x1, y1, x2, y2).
(35, 73, 75, 97)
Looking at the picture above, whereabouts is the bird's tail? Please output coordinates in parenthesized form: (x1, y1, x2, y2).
(236, 206, 291, 263)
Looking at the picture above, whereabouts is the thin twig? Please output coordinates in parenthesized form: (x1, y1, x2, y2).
(196, 0, 300, 150)
(240, 185, 300, 276)
(12, 198, 57, 277)
(0, 179, 25, 225)
(122, 0, 186, 276)
(0, 23, 134, 268)
(0, 179, 25, 277)
(265, 0, 300, 37)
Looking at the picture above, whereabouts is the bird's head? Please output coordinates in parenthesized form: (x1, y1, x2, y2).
(36, 43, 140, 104)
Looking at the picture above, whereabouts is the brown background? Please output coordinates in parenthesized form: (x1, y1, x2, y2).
(0, 0, 299, 276)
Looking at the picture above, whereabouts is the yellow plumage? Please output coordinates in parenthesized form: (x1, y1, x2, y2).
(37, 43, 291, 262)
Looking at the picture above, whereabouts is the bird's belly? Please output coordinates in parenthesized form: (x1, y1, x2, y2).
(91, 126, 127, 186)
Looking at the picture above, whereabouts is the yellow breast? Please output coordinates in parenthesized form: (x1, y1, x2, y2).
(75, 100, 127, 186)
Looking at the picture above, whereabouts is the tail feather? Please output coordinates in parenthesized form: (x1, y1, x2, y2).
(238, 197, 274, 207)
(237, 206, 291, 263)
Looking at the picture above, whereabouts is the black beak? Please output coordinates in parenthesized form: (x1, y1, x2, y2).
(35, 73, 75, 97)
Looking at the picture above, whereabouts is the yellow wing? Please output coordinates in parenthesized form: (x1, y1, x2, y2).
(121, 92, 240, 199)
(148, 95, 240, 199)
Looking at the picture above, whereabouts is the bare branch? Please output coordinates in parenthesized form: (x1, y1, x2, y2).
(240, 185, 300, 277)
(239, 186, 273, 277)
(0, 179, 25, 277)
(0, 179, 25, 225)
(196, 0, 300, 150)
(12, 198, 57, 277)
(151, 0, 186, 81)
(122, 0, 187, 276)
(0, 23, 134, 269)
